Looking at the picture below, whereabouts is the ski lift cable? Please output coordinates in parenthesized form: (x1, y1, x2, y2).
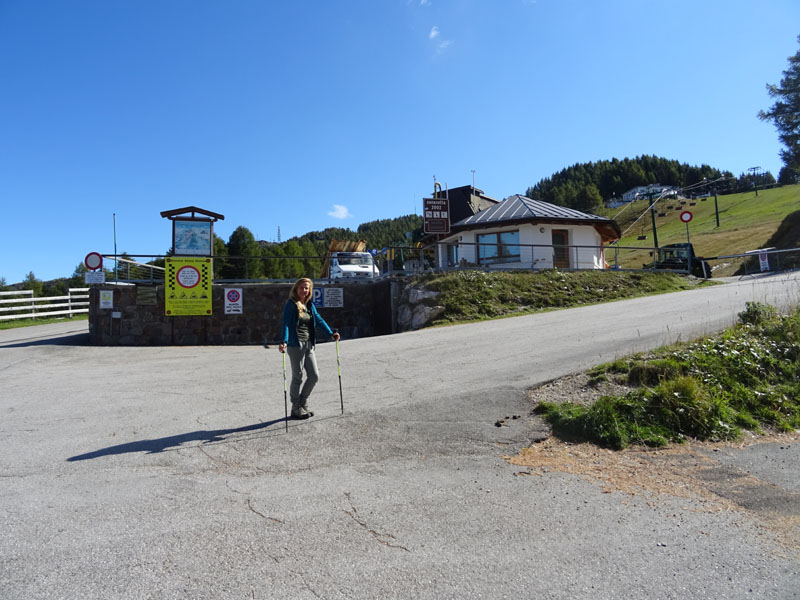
(613, 176, 734, 242)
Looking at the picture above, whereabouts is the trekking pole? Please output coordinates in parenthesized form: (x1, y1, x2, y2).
(282, 351, 289, 432)
(335, 333, 344, 414)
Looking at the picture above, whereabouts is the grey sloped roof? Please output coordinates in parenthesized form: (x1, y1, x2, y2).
(452, 195, 608, 227)
(448, 194, 621, 243)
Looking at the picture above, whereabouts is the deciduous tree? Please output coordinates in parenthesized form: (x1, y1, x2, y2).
(225, 226, 263, 279)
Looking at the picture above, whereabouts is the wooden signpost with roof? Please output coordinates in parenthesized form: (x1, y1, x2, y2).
(160, 206, 225, 257)
(160, 206, 225, 316)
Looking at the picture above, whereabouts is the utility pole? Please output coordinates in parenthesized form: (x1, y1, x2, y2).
(647, 191, 659, 249)
(113, 213, 118, 282)
(748, 166, 761, 197)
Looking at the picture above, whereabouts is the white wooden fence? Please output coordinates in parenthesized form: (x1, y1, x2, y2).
(0, 288, 90, 321)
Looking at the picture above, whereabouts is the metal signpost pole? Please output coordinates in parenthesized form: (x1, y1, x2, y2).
(681, 210, 693, 275)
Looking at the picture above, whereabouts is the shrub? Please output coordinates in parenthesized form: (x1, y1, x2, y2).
(738, 302, 777, 326)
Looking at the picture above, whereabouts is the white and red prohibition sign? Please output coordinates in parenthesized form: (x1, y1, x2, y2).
(84, 252, 103, 270)
(176, 265, 201, 288)
(680, 211, 693, 223)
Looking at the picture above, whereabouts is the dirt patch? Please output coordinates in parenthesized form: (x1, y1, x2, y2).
(526, 371, 633, 407)
(512, 374, 800, 557)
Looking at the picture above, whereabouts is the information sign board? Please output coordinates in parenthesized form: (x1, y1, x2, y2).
(99, 290, 113, 309)
(312, 287, 344, 308)
(224, 288, 243, 314)
(85, 271, 106, 284)
(759, 252, 770, 272)
(165, 257, 212, 316)
(173, 220, 212, 256)
(423, 197, 450, 234)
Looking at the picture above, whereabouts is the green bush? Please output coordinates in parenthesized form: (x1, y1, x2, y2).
(738, 301, 778, 326)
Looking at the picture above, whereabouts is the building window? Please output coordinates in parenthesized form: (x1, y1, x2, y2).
(447, 244, 459, 267)
(477, 231, 520, 264)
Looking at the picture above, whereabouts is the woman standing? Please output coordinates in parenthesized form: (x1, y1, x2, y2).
(278, 278, 340, 419)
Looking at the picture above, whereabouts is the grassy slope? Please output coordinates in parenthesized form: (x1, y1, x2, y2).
(417, 270, 713, 325)
(596, 184, 800, 276)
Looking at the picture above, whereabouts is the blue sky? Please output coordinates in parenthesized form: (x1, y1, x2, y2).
(1, 0, 798, 284)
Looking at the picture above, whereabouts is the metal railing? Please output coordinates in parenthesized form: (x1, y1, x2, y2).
(432, 241, 639, 272)
(0, 288, 90, 321)
(91, 244, 800, 284)
(104, 256, 165, 283)
(706, 247, 800, 278)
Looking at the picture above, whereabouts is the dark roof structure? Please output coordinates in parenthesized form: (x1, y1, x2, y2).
(160, 206, 225, 221)
(450, 195, 620, 242)
(433, 185, 499, 223)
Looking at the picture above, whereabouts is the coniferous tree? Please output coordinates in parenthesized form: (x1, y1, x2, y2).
(282, 241, 305, 279)
(212, 234, 228, 278)
(778, 165, 798, 185)
(300, 239, 323, 279)
(574, 184, 603, 212)
(759, 35, 800, 177)
(68, 263, 88, 289)
(43, 279, 67, 297)
(261, 244, 285, 279)
(22, 272, 43, 296)
(526, 156, 740, 210)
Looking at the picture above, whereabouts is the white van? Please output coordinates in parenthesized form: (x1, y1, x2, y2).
(329, 252, 380, 279)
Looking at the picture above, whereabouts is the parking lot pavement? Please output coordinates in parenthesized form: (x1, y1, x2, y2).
(1, 274, 798, 599)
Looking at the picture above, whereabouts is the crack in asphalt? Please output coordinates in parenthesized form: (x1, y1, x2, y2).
(343, 492, 410, 552)
(245, 498, 284, 524)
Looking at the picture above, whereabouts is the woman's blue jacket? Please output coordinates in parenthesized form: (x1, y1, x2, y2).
(280, 300, 335, 347)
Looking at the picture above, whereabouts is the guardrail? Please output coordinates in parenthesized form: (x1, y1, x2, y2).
(705, 247, 800, 277)
(104, 256, 165, 283)
(0, 288, 90, 321)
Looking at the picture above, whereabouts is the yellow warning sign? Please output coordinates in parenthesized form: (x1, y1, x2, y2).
(165, 257, 212, 316)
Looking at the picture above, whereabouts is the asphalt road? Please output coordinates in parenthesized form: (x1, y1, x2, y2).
(1, 272, 799, 599)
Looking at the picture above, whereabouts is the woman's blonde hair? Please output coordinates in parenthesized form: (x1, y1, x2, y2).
(289, 278, 313, 314)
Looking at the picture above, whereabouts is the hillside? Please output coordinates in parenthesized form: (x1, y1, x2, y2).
(596, 184, 800, 276)
(525, 155, 775, 212)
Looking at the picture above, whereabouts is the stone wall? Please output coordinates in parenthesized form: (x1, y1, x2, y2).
(89, 281, 393, 346)
(395, 280, 445, 332)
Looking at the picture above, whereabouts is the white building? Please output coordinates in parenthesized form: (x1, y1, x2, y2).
(621, 184, 677, 204)
(436, 195, 620, 271)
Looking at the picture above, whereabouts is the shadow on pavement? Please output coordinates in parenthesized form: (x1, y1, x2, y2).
(66, 419, 288, 461)
(0, 332, 90, 348)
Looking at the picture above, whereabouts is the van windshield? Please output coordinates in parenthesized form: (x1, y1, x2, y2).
(660, 248, 688, 261)
(337, 253, 373, 266)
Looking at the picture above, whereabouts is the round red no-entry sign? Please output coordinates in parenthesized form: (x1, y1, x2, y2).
(176, 265, 201, 288)
(680, 211, 693, 223)
(84, 252, 103, 270)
